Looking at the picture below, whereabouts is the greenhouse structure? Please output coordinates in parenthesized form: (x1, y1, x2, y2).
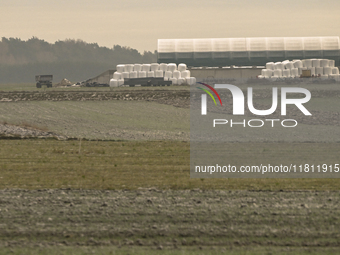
(157, 37, 340, 67)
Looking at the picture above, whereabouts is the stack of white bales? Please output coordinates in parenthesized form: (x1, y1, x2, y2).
(166, 63, 195, 85)
(259, 59, 340, 81)
(110, 63, 196, 87)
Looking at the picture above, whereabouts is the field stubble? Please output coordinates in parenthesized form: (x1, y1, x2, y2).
(0, 84, 340, 254)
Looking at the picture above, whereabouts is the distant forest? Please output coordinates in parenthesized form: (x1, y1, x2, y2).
(0, 37, 157, 84)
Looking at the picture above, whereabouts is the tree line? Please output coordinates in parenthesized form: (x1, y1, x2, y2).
(0, 37, 157, 84)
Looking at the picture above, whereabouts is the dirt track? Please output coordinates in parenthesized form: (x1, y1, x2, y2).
(0, 189, 339, 250)
(0, 90, 190, 109)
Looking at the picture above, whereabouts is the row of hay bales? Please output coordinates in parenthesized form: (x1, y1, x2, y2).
(259, 59, 340, 80)
(110, 63, 196, 87)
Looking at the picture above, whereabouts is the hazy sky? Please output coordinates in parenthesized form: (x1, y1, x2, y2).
(1, 0, 340, 53)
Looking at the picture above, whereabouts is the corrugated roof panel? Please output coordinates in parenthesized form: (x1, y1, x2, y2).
(267, 37, 285, 51)
(285, 37, 304, 51)
(175, 39, 194, 52)
(212, 38, 231, 52)
(194, 39, 213, 52)
(303, 37, 322, 50)
(158, 37, 340, 53)
(247, 37, 267, 51)
(157, 39, 176, 53)
(321, 37, 340, 50)
(230, 38, 247, 52)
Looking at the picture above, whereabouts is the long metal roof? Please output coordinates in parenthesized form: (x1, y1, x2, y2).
(158, 37, 340, 53)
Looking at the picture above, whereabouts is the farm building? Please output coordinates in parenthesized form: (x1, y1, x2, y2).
(157, 37, 340, 67)
(85, 70, 115, 86)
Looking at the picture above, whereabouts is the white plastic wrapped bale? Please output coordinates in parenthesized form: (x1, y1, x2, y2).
(129, 71, 138, 78)
(282, 69, 291, 77)
(257, 75, 265, 79)
(150, 63, 159, 72)
(138, 71, 146, 78)
(167, 63, 177, 72)
(298, 67, 307, 75)
(329, 74, 337, 80)
(113, 72, 122, 80)
(110, 79, 118, 88)
(320, 59, 329, 67)
(164, 77, 169, 81)
(266, 62, 275, 70)
(147, 71, 155, 77)
(329, 60, 335, 68)
(178, 63, 187, 72)
(125, 64, 134, 72)
(304, 59, 312, 68)
(282, 60, 290, 65)
(164, 71, 172, 79)
(324, 67, 332, 75)
(128, 64, 134, 72)
(159, 63, 167, 72)
(270, 76, 278, 81)
(173, 70, 181, 79)
(320, 74, 328, 80)
(335, 74, 340, 82)
(170, 78, 178, 85)
(274, 62, 284, 70)
(273, 69, 282, 77)
(177, 78, 186, 85)
(312, 59, 320, 68)
(261, 69, 272, 78)
(291, 68, 299, 77)
(122, 72, 129, 79)
(310, 67, 316, 76)
(293, 60, 303, 68)
(289, 62, 295, 70)
(191, 77, 197, 85)
(284, 62, 294, 70)
(316, 67, 323, 75)
(267, 69, 273, 77)
(181, 70, 190, 78)
(118, 79, 124, 86)
(142, 64, 151, 72)
(155, 70, 164, 77)
(186, 77, 196, 85)
(134, 64, 142, 72)
(332, 67, 340, 75)
(116, 65, 125, 73)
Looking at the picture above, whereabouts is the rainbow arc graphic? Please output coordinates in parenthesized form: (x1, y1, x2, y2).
(196, 82, 222, 106)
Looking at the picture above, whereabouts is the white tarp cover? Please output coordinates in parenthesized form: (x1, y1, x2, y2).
(158, 37, 340, 53)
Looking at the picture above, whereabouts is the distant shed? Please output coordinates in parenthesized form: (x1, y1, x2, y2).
(85, 70, 115, 86)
